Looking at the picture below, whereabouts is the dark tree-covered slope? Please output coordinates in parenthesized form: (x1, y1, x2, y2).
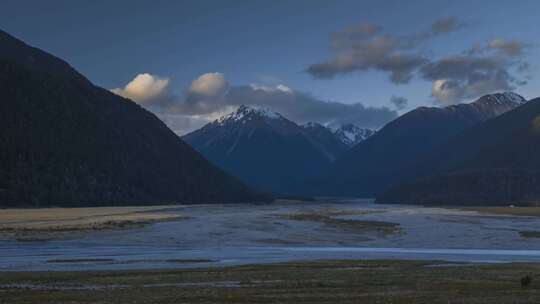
(297, 93, 526, 197)
(377, 97, 540, 206)
(0, 29, 265, 207)
(300, 122, 349, 162)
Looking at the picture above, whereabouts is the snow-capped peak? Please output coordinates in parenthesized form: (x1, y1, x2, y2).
(476, 92, 526, 106)
(498, 92, 526, 104)
(216, 105, 282, 125)
(333, 124, 376, 146)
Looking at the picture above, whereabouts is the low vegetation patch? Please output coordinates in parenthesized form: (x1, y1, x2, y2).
(2, 260, 540, 303)
(520, 231, 540, 238)
(280, 212, 400, 234)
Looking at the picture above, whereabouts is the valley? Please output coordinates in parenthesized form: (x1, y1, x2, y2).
(3, 199, 540, 303)
(3, 199, 540, 272)
(2, 3, 540, 302)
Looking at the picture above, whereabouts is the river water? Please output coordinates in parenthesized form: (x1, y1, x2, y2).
(2, 199, 540, 271)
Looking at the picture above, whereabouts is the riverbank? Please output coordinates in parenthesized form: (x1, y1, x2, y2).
(459, 206, 540, 217)
(3, 200, 540, 271)
(2, 259, 540, 303)
(0, 206, 185, 241)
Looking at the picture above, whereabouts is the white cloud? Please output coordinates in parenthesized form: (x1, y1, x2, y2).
(111, 72, 397, 135)
(111, 73, 169, 104)
(190, 78, 397, 129)
(188, 72, 228, 97)
(431, 79, 464, 104)
(249, 84, 293, 94)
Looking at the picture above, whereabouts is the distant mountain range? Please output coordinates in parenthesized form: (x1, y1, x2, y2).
(377, 95, 540, 206)
(0, 29, 266, 207)
(294, 92, 527, 197)
(2, 29, 536, 207)
(183, 105, 375, 193)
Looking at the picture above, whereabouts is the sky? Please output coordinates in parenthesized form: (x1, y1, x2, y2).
(2, 0, 540, 134)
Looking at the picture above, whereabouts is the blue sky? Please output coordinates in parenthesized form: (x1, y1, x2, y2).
(2, 0, 540, 133)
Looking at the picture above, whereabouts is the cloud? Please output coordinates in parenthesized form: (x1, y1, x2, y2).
(517, 62, 531, 74)
(307, 19, 532, 104)
(429, 71, 517, 105)
(181, 80, 397, 129)
(389, 96, 408, 110)
(431, 17, 464, 34)
(306, 18, 462, 83)
(187, 72, 228, 97)
(306, 35, 429, 84)
(489, 39, 530, 56)
(111, 73, 170, 105)
(468, 38, 531, 57)
(249, 83, 293, 94)
(431, 79, 466, 104)
(223, 85, 397, 128)
(421, 38, 530, 104)
(180, 73, 228, 116)
(422, 58, 519, 104)
(112, 73, 397, 134)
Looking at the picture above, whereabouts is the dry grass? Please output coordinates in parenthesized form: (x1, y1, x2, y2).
(0, 205, 185, 240)
(459, 207, 540, 217)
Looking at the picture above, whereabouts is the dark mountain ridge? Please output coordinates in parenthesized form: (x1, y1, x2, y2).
(294, 92, 526, 197)
(377, 96, 540, 206)
(183, 105, 334, 193)
(300, 122, 349, 161)
(183, 106, 376, 193)
(0, 29, 265, 207)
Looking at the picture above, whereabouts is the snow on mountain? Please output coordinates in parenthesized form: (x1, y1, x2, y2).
(333, 124, 376, 146)
(495, 92, 527, 105)
(439, 92, 528, 122)
(216, 105, 282, 125)
(469, 92, 526, 108)
(183, 105, 334, 193)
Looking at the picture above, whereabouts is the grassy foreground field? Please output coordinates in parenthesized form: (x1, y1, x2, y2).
(2, 260, 540, 303)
